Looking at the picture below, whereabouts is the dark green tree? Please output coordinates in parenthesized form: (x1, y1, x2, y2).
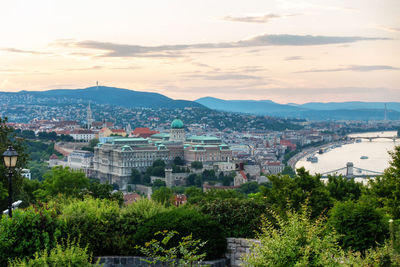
(326, 175, 362, 201)
(173, 156, 184, 166)
(191, 161, 203, 170)
(34, 166, 89, 200)
(0, 117, 28, 211)
(328, 200, 388, 252)
(366, 145, 400, 218)
(130, 168, 142, 184)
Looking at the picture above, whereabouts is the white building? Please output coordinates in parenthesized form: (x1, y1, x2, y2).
(70, 129, 95, 142)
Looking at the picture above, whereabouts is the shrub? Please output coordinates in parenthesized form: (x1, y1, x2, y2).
(119, 199, 168, 254)
(134, 207, 226, 260)
(199, 198, 269, 238)
(328, 200, 389, 252)
(243, 205, 345, 267)
(58, 197, 121, 256)
(0, 205, 61, 266)
(9, 241, 100, 267)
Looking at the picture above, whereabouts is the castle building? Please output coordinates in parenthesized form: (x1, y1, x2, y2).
(92, 119, 232, 188)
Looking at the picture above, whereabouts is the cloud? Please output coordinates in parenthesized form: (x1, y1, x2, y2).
(296, 65, 400, 73)
(374, 25, 400, 33)
(61, 66, 104, 71)
(1, 48, 50, 55)
(187, 73, 262, 80)
(221, 14, 281, 23)
(285, 56, 304, 61)
(59, 34, 389, 58)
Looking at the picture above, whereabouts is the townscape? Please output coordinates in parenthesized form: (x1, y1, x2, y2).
(1, 0, 400, 266)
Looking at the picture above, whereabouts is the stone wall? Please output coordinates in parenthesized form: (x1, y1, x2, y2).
(225, 238, 260, 267)
(95, 256, 227, 267)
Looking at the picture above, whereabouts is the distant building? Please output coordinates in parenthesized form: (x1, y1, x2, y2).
(68, 150, 94, 176)
(132, 127, 159, 138)
(92, 119, 232, 188)
(70, 129, 95, 141)
(263, 161, 284, 175)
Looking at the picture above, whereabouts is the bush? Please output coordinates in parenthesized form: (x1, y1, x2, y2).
(119, 199, 168, 254)
(9, 241, 100, 267)
(243, 205, 345, 267)
(199, 198, 269, 238)
(58, 197, 121, 256)
(0, 205, 61, 266)
(133, 207, 226, 260)
(328, 200, 389, 252)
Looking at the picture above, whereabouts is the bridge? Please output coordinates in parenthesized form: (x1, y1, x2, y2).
(320, 162, 383, 178)
(348, 135, 399, 142)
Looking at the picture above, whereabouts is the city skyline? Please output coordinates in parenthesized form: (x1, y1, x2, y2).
(0, 0, 399, 104)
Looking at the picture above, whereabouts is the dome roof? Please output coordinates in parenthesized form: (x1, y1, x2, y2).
(171, 119, 184, 129)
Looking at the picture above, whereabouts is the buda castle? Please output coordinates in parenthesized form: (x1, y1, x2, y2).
(92, 119, 232, 187)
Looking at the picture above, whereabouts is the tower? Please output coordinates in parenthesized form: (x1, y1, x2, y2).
(87, 101, 93, 129)
(169, 119, 185, 142)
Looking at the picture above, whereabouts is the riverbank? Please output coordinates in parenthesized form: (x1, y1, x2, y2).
(288, 140, 350, 170)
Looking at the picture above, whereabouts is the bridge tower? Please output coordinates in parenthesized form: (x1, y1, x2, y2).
(346, 162, 354, 177)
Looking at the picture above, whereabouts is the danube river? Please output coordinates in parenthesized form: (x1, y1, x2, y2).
(295, 131, 398, 175)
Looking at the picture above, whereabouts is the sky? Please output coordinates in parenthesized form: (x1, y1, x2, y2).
(0, 0, 399, 103)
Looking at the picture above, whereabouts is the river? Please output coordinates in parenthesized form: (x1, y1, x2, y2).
(295, 131, 398, 175)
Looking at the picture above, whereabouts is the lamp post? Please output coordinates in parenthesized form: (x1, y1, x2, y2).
(2, 146, 18, 218)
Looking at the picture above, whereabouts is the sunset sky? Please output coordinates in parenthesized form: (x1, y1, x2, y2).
(0, 0, 399, 103)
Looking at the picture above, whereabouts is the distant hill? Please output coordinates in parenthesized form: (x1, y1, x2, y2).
(196, 97, 304, 115)
(195, 97, 400, 120)
(297, 101, 400, 112)
(8, 86, 204, 109)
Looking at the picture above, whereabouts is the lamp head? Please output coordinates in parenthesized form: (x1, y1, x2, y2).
(3, 146, 18, 168)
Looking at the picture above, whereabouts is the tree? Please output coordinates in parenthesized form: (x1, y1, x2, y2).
(130, 168, 142, 184)
(326, 175, 362, 201)
(0, 117, 28, 211)
(151, 187, 174, 207)
(191, 161, 203, 170)
(152, 159, 166, 169)
(281, 166, 296, 177)
(152, 179, 166, 190)
(262, 168, 332, 218)
(237, 182, 260, 195)
(34, 166, 89, 200)
(173, 156, 184, 166)
(366, 145, 400, 218)
(328, 200, 388, 252)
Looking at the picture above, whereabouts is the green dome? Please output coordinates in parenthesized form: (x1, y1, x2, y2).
(171, 119, 184, 129)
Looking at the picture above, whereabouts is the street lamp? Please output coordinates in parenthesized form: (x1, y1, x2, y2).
(2, 146, 18, 218)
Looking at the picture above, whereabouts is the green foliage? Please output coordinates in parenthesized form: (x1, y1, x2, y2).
(9, 241, 99, 267)
(35, 166, 89, 200)
(366, 146, 400, 219)
(58, 197, 121, 256)
(243, 205, 345, 267)
(184, 186, 204, 204)
(152, 179, 166, 190)
(152, 187, 174, 207)
(263, 168, 332, 218)
(199, 198, 269, 238)
(328, 200, 388, 252)
(134, 207, 226, 260)
(0, 205, 61, 266)
(137, 230, 207, 267)
(237, 182, 261, 195)
(0, 117, 29, 211)
(281, 166, 296, 177)
(326, 175, 362, 201)
(130, 168, 141, 184)
(173, 156, 184, 166)
(190, 161, 203, 170)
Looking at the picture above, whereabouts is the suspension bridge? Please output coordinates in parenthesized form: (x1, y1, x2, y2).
(348, 135, 399, 142)
(320, 162, 383, 178)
